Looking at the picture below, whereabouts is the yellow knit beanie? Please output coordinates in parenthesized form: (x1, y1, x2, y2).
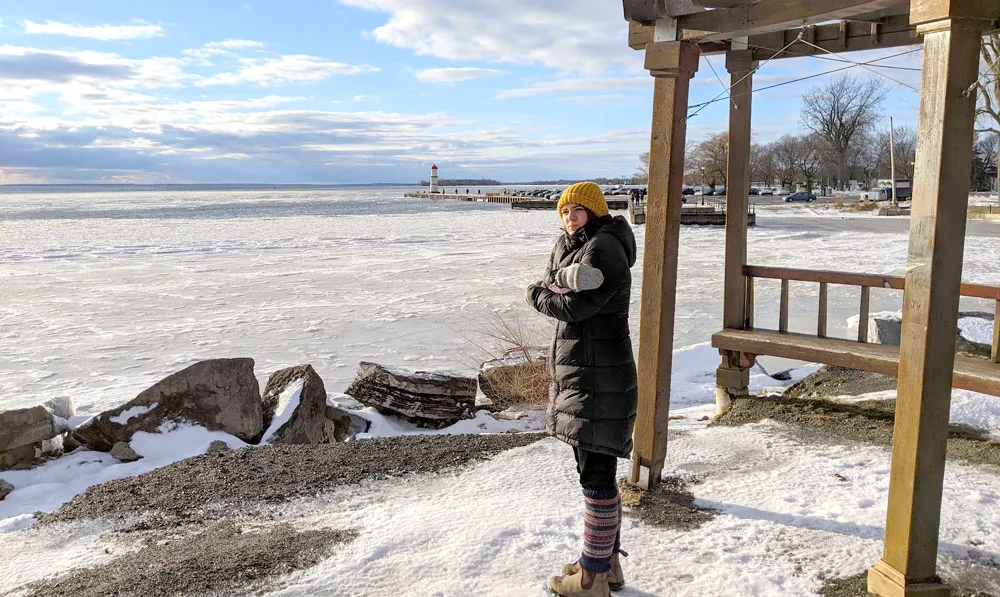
(557, 181, 609, 217)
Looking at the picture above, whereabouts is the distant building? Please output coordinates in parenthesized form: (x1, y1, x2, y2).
(430, 164, 439, 193)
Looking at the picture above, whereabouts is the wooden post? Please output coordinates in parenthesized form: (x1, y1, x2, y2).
(859, 286, 871, 343)
(779, 279, 790, 333)
(716, 47, 756, 414)
(868, 3, 992, 596)
(630, 37, 699, 490)
(817, 282, 828, 338)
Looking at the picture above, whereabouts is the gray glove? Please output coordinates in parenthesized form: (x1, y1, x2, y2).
(554, 263, 604, 292)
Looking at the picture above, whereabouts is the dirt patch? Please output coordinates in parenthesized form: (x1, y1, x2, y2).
(783, 366, 897, 401)
(714, 396, 1000, 468)
(618, 476, 715, 532)
(28, 520, 355, 597)
(820, 571, 997, 597)
(43, 432, 544, 527)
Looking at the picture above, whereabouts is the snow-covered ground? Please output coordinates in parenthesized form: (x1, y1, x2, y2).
(3, 187, 1000, 596)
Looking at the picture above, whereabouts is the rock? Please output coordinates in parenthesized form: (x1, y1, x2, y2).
(206, 440, 231, 454)
(493, 408, 525, 421)
(260, 365, 329, 445)
(345, 362, 476, 428)
(42, 396, 75, 421)
(955, 312, 994, 358)
(62, 434, 81, 454)
(73, 358, 263, 452)
(324, 405, 370, 442)
(477, 350, 549, 411)
(0, 406, 63, 471)
(0, 406, 58, 452)
(110, 441, 141, 462)
(852, 311, 994, 358)
(0, 479, 13, 501)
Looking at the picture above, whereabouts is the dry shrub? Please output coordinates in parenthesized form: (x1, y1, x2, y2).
(464, 309, 552, 410)
(844, 200, 879, 212)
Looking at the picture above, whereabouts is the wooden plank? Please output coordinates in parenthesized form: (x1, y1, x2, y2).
(744, 265, 1000, 300)
(744, 16, 919, 59)
(678, 0, 904, 42)
(631, 41, 699, 491)
(745, 276, 754, 329)
(818, 282, 829, 338)
(869, 7, 988, 594)
(779, 279, 789, 333)
(722, 49, 755, 333)
(994, 300, 1000, 363)
(710, 329, 1000, 396)
(629, 22, 653, 50)
(859, 287, 871, 343)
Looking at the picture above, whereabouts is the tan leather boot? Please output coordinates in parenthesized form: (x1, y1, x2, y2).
(547, 568, 610, 597)
(561, 552, 625, 591)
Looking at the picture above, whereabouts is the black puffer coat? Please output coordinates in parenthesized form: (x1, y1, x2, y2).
(526, 215, 638, 458)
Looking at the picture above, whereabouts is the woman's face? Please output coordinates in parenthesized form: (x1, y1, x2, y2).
(560, 203, 589, 235)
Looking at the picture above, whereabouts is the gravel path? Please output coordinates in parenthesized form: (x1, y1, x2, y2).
(45, 432, 544, 527)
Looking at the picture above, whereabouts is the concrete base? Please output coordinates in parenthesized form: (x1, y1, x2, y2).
(868, 560, 950, 597)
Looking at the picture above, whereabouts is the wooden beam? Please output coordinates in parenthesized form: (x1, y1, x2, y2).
(859, 286, 871, 342)
(741, 15, 919, 59)
(678, 0, 905, 42)
(631, 40, 699, 491)
(722, 48, 755, 333)
(818, 282, 829, 337)
(868, 3, 993, 595)
(717, 48, 755, 412)
(779, 279, 790, 333)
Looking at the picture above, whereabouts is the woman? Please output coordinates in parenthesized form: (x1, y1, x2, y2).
(526, 181, 638, 597)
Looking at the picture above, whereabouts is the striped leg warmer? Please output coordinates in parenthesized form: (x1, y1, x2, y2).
(579, 487, 621, 574)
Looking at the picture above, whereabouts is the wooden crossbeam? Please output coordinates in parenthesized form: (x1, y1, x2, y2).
(677, 0, 906, 42)
(629, 15, 919, 57)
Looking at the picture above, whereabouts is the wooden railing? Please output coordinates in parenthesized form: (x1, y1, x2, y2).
(743, 265, 1000, 362)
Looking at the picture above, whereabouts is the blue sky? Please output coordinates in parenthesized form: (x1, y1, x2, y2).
(0, 1, 924, 184)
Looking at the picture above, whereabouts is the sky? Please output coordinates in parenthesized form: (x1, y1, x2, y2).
(0, 1, 925, 184)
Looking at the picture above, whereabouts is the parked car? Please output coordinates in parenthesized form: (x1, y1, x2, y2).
(681, 187, 695, 195)
(749, 188, 760, 195)
(785, 191, 816, 202)
(760, 188, 775, 195)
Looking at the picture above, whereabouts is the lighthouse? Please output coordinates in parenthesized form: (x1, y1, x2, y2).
(429, 164, 440, 194)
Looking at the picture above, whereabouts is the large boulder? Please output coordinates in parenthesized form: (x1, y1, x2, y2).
(0, 479, 13, 501)
(73, 358, 263, 452)
(478, 349, 549, 411)
(325, 405, 371, 442)
(850, 311, 994, 358)
(345, 362, 476, 428)
(260, 365, 329, 445)
(0, 405, 66, 470)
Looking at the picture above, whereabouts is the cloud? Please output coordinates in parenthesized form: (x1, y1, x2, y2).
(340, 0, 636, 74)
(23, 19, 164, 41)
(205, 39, 264, 50)
(414, 67, 503, 83)
(0, 46, 188, 93)
(197, 55, 379, 86)
(497, 76, 650, 99)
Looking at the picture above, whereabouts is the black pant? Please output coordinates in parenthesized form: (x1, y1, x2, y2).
(573, 447, 618, 493)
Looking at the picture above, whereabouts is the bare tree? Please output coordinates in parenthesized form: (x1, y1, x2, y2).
(771, 134, 800, 191)
(691, 132, 729, 189)
(874, 125, 917, 180)
(975, 32, 1000, 192)
(750, 142, 776, 186)
(972, 133, 999, 191)
(635, 152, 649, 183)
(796, 135, 825, 191)
(801, 75, 886, 190)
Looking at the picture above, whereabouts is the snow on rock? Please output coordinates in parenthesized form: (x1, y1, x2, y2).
(108, 404, 156, 426)
(259, 378, 306, 445)
(957, 316, 994, 346)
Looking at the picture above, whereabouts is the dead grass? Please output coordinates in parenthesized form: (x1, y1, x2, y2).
(834, 200, 880, 212)
(462, 308, 552, 410)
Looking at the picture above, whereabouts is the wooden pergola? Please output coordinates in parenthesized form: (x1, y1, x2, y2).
(624, 1, 999, 596)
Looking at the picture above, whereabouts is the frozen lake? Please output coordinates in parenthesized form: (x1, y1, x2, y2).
(3, 186, 1000, 416)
